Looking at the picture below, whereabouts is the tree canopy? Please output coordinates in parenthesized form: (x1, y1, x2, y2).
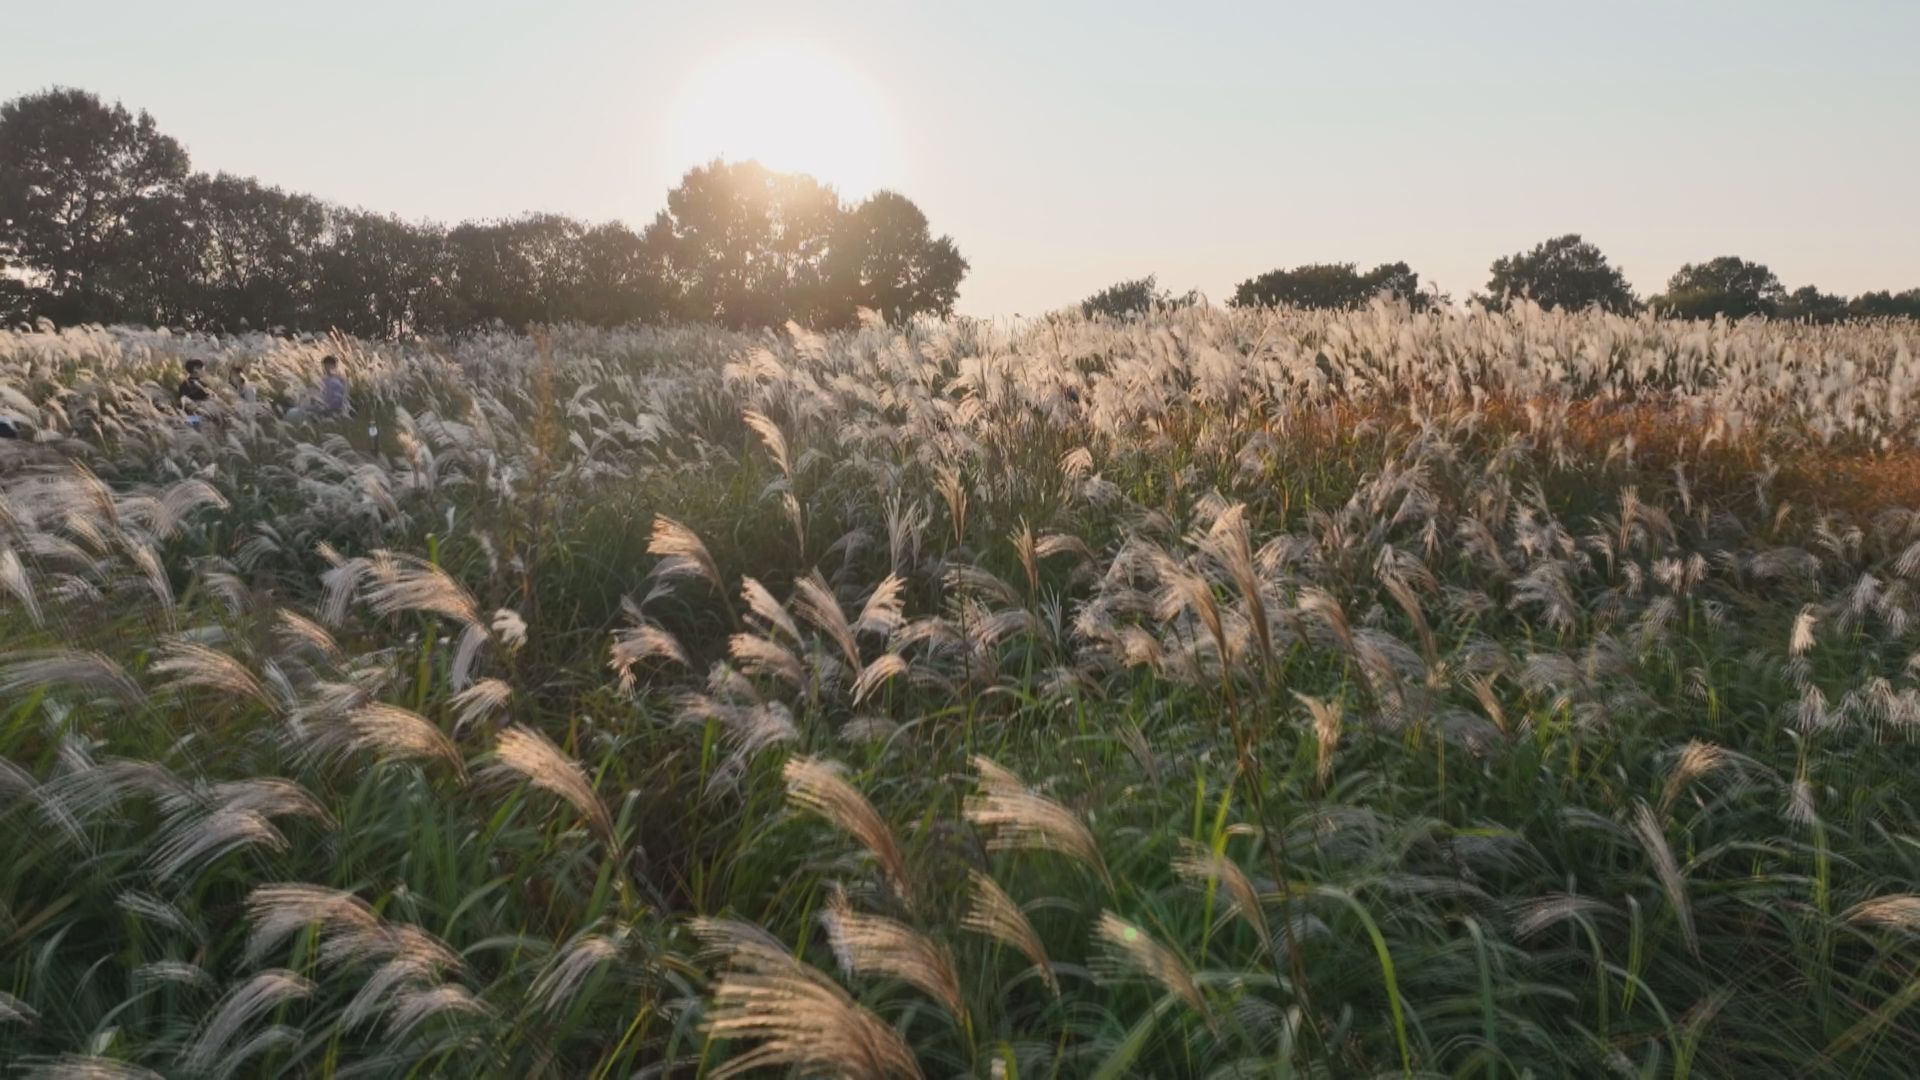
(1, 88, 966, 334)
(1485, 234, 1638, 314)
(1651, 256, 1785, 320)
(1080, 274, 1197, 318)
(1230, 262, 1434, 311)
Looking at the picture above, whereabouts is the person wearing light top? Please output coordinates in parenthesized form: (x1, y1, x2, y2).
(318, 355, 350, 416)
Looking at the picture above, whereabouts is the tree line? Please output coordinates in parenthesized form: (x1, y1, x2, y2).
(1085, 235, 1920, 322)
(0, 88, 967, 335)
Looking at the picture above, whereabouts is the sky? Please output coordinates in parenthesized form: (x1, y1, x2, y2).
(9, 0, 1920, 316)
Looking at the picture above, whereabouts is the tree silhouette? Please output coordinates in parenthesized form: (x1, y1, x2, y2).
(1231, 261, 1433, 310)
(825, 191, 967, 326)
(2, 89, 970, 336)
(645, 160, 844, 328)
(0, 87, 190, 323)
(1777, 285, 1849, 324)
(1486, 235, 1637, 314)
(1080, 275, 1195, 318)
(1847, 289, 1920, 320)
(1652, 256, 1784, 320)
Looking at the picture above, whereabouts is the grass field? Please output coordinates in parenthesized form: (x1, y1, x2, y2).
(4, 304, 1920, 1077)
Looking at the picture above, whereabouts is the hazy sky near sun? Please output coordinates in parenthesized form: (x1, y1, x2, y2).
(10, 0, 1919, 315)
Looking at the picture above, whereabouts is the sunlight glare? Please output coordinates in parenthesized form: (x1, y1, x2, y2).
(663, 43, 901, 198)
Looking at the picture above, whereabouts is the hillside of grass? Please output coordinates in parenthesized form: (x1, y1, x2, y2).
(4, 305, 1920, 1077)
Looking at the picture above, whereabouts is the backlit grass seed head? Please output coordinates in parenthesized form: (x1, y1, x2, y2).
(337, 703, 466, 778)
(823, 887, 964, 1016)
(1658, 740, 1728, 818)
(151, 640, 273, 711)
(966, 755, 1108, 884)
(489, 725, 615, 845)
(365, 551, 481, 626)
(1173, 840, 1268, 944)
(693, 917, 923, 1080)
(961, 870, 1057, 996)
(1509, 894, 1620, 939)
(245, 884, 380, 962)
(0, 650, 145, 708)
(1630, 800, 1697, 957)
(1842, 895, 1920, 933)
(793, 571, 861, 670)
(784, 757, 913, 906)
(648, 515, 725, 595)
(1093, 912, 1207, 1017)
(449, 677, 512, 734)
(179, 969, 314, 1075)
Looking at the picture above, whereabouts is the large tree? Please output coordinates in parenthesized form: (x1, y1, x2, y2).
(1652, 256, 1785, 321)
(1847, 289, 1920, 321)
(1080, 274, 1196, 318)
(317, 209, 452, 337)
(824, 191, 967, 326)
(1231, 261, 1432, 310)
(1485, 234, 1637, 314)
(1776, 285, 1849, 324)
(647, 161, 967, 328)
(181, 173, 330, 332)
(0, 87, 190, 323)
(644, 160, 843, 328)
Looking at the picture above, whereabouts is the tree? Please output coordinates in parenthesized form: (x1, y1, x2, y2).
(317, 210, 452, 337)
(1080, 274, 1196, 318)
(1231, 261, 1432, 310)
(180, 173, 330, 332)
(1777, 285, 1849, 324)
(1847, 289, 1920, 321)
(560, 221, 671, 328)
(644, 160, 844, 328)
(646, 161, 968, 328)
(1485, 234, 1637, 314)
(0, 87, 190, 323)
(446, 214, 597, 330)
(1652, 256, 1784, 321)
(824, 191, 967, 325)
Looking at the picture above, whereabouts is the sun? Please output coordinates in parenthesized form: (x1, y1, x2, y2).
(663, 43, 902, 198)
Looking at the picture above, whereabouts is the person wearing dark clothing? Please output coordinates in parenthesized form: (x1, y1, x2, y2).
(177, 359, 211, 418)
(174, 359, 212, 430)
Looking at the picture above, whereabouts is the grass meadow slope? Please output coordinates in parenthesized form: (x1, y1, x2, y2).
(3, 304, 1920, 1076)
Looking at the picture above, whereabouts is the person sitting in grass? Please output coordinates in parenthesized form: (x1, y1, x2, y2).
(319, 355, 350, 416)
(176, 358, 211, 427)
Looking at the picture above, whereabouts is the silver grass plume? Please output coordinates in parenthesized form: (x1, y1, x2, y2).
(965, 756, 1108, 886)
(693, 917, 923, 1080)
(489, 725, 616, 845)
(1842, 894, 1920, 933)
(647, 516, 725, 595)
(274, 609, 339, 661)
(1629, 800, 1697, 957)
(1296, 692, 1342, 790)
(960, 870, 1057, 995)
(178, 970, 313, 1074)
(793, 571, 861, 671)
(743, 408, 794, 479)
(1657, 740, 1728, 819)
(365, 552, 481, 625)
(741, 576, 802, 641)
(0, 650, 145, 708)
(449, 677, 512, 734)
(151, 640, 273, 711)
(1092, 912, 1208, 1018)
(822, 887, 964, 1016)
(1172, 840, 1268, 944)
(784, 757, 913, 907)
